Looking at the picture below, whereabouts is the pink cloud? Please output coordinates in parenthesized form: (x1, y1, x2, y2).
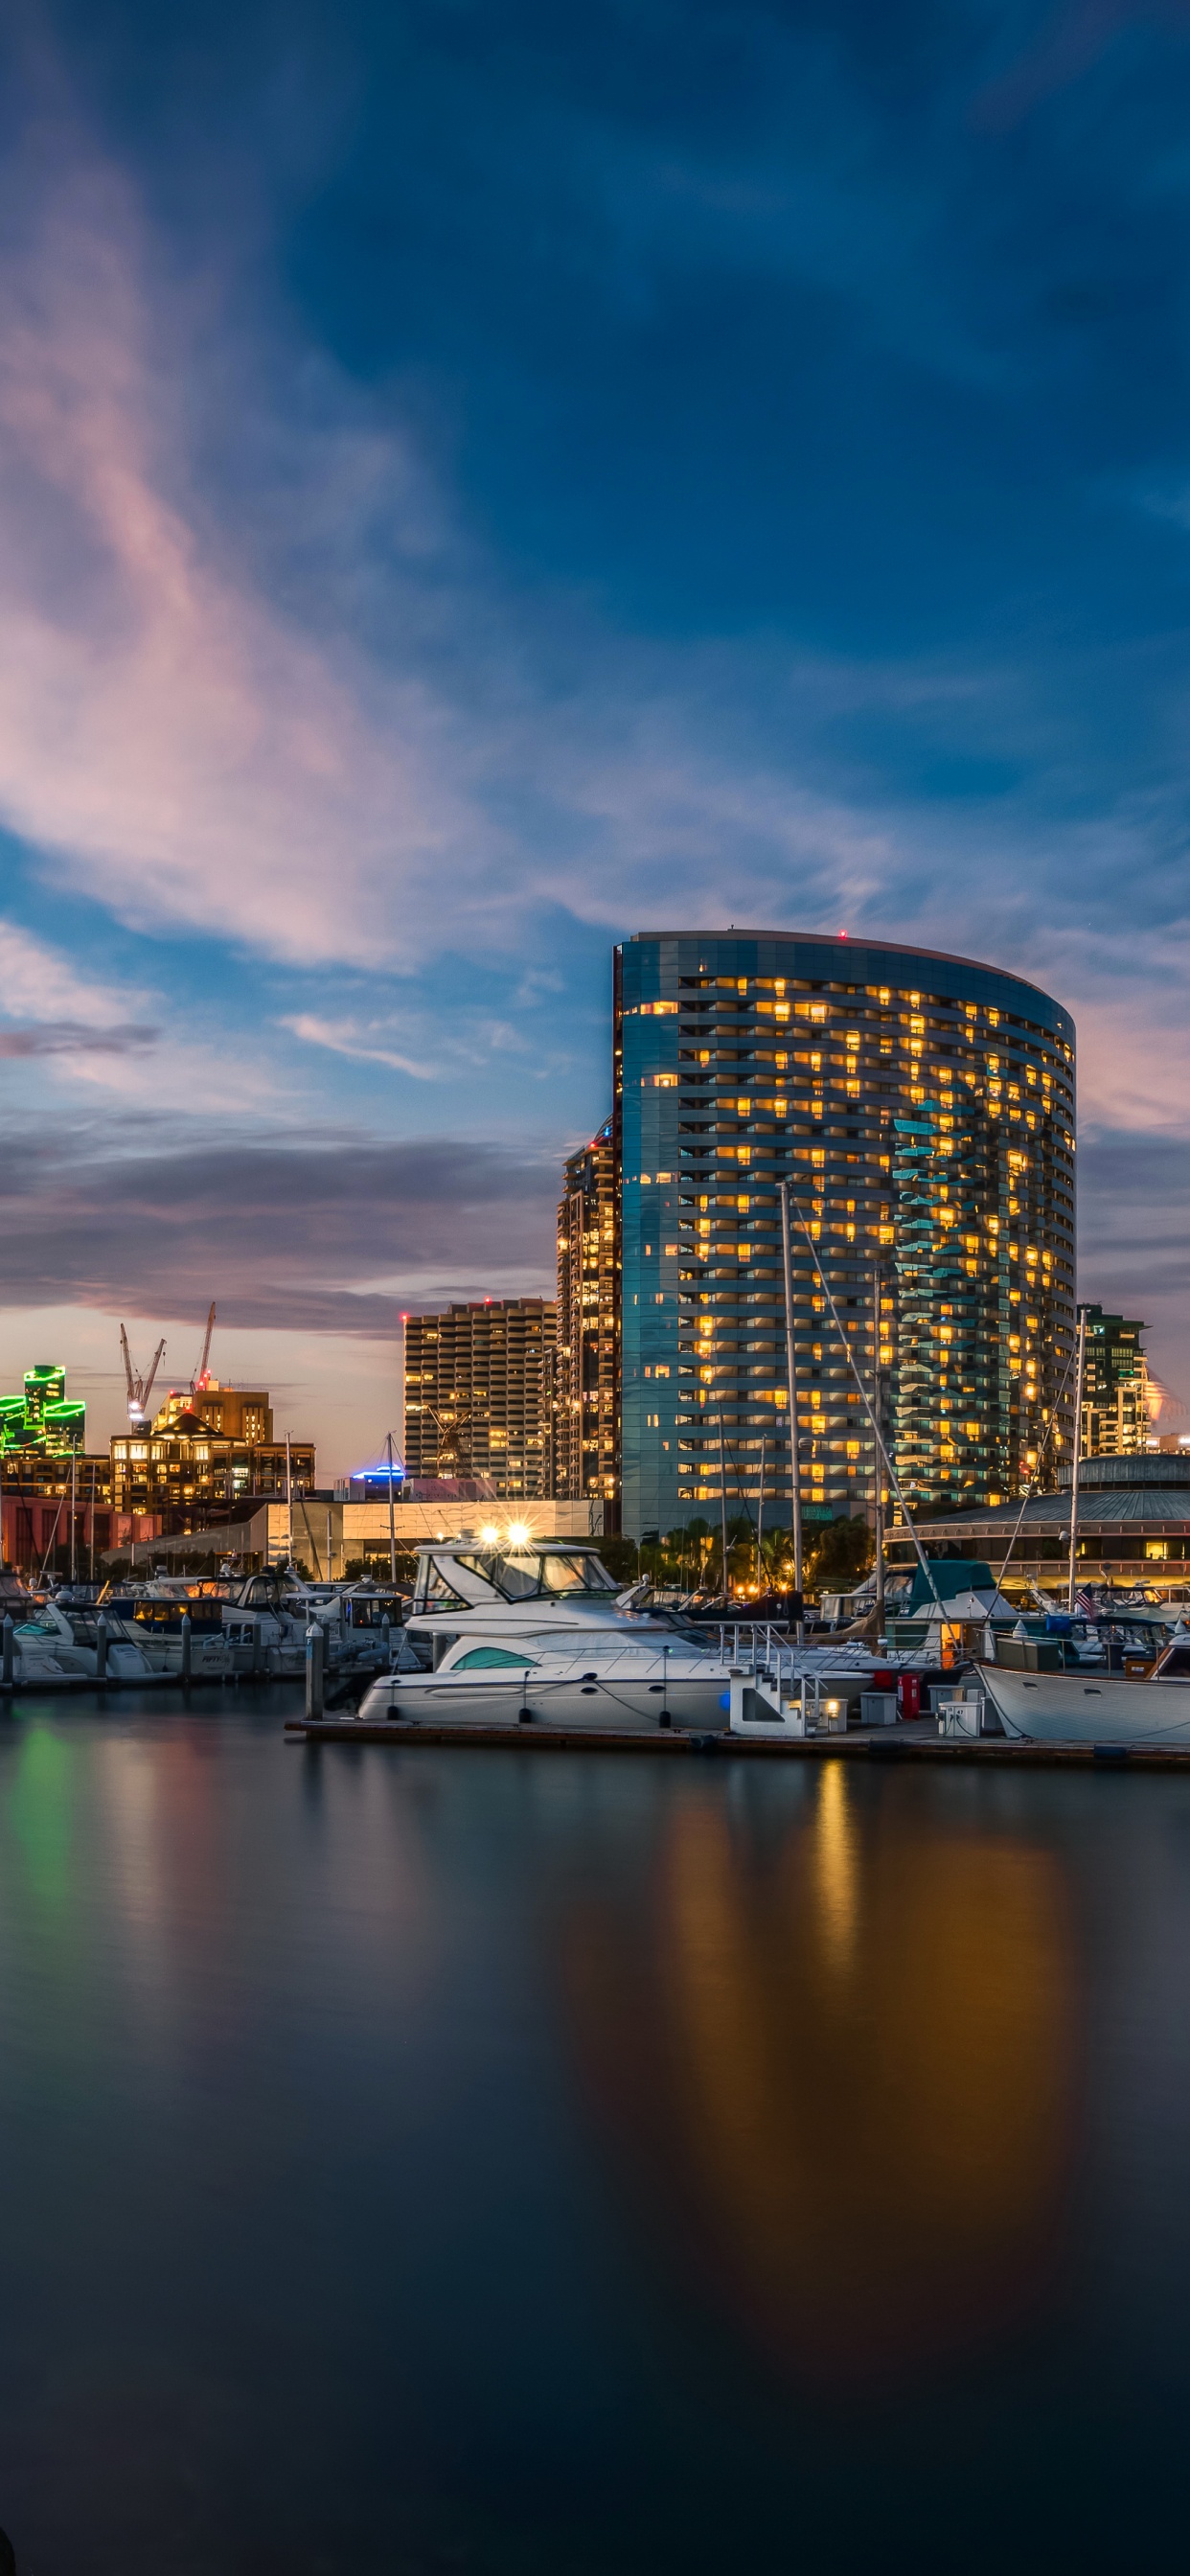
(0, 154, 507, 970)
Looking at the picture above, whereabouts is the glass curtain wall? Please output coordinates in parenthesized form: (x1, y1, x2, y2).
(616, 932, 1076, 1542)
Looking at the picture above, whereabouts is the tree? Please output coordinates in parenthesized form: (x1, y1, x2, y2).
(805, 1516, 874, 1596)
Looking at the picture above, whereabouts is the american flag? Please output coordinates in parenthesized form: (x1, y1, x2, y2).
(1075, 1589, 1097, 1619)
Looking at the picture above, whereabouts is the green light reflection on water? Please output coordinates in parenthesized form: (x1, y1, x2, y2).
(5, 1722, 76, 1913)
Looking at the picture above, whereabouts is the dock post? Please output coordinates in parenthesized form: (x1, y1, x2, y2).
(252, 1617, 263, 1677)
(96, 1614, 108, 1683)
(306, 1621, 325, 1720)
(2, 1614, 11, 1689)
(381, 1612, 392, 1668)
(180, 1612, 193, 1688)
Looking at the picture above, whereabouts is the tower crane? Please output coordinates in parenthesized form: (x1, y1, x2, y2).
(120, 1324, 167, 1428)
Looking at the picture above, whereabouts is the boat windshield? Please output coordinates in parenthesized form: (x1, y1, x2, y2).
(449, 1549, 617, 1602)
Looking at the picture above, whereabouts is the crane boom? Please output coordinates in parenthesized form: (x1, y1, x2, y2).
(141, 1339, 167, 1417)
(192, 1302, 217, 1393)
(120, 1322, 167, 1424)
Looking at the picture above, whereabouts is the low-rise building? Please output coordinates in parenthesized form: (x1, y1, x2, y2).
(898, 1453, 1190, 1591)
(110, 1394, 314, 1518)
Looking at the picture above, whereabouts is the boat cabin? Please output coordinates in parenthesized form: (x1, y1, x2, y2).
(411, 1539, 619, 1615)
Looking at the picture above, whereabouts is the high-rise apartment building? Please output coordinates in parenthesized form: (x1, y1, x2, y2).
(403, 1300, 555, 1501)
(616, 931, 1076, 1539)
(555, 1121, 620, 1516)
(1081, 1306, 1150, 1457)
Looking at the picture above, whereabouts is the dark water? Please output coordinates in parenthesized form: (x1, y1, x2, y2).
(1, 1696, 1190, 2573)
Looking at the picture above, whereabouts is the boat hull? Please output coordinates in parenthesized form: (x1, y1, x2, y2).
(359, 1668, 731, 1732)
(982, 1666, 1190, 1748)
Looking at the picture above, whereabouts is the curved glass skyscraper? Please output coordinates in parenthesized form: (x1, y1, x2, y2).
(616, 931, 1076, 1542)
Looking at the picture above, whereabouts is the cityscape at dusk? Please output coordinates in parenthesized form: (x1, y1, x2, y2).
(6, 6, 1190, 2573)
(2, 2, 1190, 1464)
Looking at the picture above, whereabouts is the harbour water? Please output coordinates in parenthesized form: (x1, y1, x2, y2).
(2, 1693, 1190, 2572)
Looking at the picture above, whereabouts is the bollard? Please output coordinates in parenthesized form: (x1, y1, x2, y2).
(305, 1621, 325, 1720)
(381, 1612, 392, 1668)
(251, 1616, 263, 1676)
(96, 1613, 108, 1683)
(2, 1614, 11, 1690)
(180, 1612, 193, 1688)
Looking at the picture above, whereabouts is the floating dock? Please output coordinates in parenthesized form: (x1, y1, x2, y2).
(283, 1718, 1190, 1772)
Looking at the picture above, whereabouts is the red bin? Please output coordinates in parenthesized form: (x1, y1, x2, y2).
(897, 1671, 922, 1721)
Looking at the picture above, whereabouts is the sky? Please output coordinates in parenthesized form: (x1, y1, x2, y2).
(2, 0, 1190, 1474)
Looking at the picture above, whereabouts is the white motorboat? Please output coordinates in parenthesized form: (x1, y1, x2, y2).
(356, 1536, 735, 1732)
(99, 1578, 233, 1675)
(982, 1636, 1190, 1747)
(222, 1572, 394, 1677)
(2, 1596, 154, 1684)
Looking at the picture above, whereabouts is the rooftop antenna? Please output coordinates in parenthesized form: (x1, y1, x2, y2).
(120, 1323, 167, 1428)
(191, 1302, 217, 1396)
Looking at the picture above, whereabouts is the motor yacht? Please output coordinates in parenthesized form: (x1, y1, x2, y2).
(356, 1536, 736, 1732)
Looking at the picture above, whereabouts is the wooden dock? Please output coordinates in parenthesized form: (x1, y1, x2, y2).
(283, 1717, 1190, 1772)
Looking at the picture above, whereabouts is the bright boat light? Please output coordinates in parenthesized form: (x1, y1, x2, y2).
(481, 1524, 499, 1544)
(507, 1522, 531, 1547)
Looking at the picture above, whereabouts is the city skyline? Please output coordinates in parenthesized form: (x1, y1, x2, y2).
(3, 6, 1190, 1470)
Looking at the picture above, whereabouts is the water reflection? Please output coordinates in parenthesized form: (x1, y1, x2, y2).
(562, 1765, 1075, 2380)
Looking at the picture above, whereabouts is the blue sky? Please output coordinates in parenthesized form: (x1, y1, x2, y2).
(3, 0, 1190, 1470)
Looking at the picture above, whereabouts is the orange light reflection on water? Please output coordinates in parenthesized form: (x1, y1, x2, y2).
(561, 1768, 1076, 2383)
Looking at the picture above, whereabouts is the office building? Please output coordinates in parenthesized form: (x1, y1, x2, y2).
(403, 1300, 554, 1501)
(555, 1120, 620, 1516)
(616, 931, 1076, 1539)
(1081, 1306, 1150, 1457)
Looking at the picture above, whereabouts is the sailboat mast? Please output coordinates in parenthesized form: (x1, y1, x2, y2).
(719, 1413, 729, 1600)
(872, 1268, 885, 1637)
(1066, 1305, 1087, 1614)
(779, 1183, 804, 1601)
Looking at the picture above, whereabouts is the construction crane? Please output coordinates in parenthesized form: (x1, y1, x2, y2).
(120, 1324, 167, 1428)
(423, 1398, 473, 1480)
(191, 1303, 217, 1396)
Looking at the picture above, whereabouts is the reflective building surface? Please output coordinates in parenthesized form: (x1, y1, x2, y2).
(616, 931, 1076, 1539)
(2, 1712, 1190, 2573)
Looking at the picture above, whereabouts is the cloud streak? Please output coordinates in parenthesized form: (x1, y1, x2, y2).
(0, 1022, 157, 1057)
(0, 1122, 560, 1334)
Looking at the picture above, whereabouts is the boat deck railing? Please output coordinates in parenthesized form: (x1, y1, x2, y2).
(709, 1623, 926, 1680)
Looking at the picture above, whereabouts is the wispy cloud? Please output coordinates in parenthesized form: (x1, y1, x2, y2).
(0, 915, 149, 1029)
(281, 1015, 438, 1081)
(0, 149, 509, 974)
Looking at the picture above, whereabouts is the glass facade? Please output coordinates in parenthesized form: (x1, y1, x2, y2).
(555, 1122, 621, 1511)
(616, 932, 1077, 1541)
